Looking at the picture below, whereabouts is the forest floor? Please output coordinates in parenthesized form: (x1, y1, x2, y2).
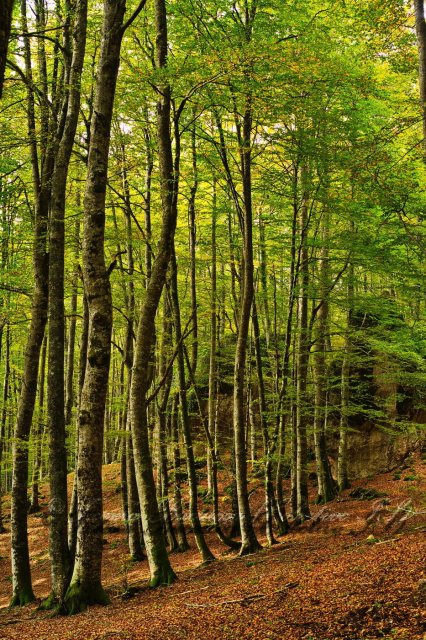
(0, 452, 424, 640)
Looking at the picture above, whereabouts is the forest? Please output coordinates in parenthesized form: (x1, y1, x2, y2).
(0, 0, 425, 638)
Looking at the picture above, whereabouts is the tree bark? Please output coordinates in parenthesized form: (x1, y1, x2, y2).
(414, 0, 426, 157)
(64, 0, 127, 614)
(170, 393, 189, 551)
(0, 0, 14, 98)
(65, 220, 80, 427)
(252, 299, 278, 545)
(338, 261, 354, 491)
(29, 335, 47, 514)
(0, 323, 10, 532)
(10, 0, 50, 606)
(129, 0, 177, 588)
(170, 252, 215, 563)
(233, 70, 262, 556)
(313, 210, 336, 504)
(295, 173, 311, 523)
(46, 0, 87, 606)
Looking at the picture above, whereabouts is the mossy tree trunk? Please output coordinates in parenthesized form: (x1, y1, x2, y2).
(10, 0, 51, 606)
(46, 0, 87, 606)
(415, 0, 426, 158)
(64, 0, 129, 614)
(0, 0, 14, 98)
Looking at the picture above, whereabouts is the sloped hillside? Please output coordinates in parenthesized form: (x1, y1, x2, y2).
(0, 454, 425, 640)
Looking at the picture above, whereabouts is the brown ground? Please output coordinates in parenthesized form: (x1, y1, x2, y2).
(0, 453, 425, 640)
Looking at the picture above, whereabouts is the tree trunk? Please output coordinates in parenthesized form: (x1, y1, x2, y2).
(170, 251, 215, 563)
(338, 261, 354, 491)
(126, 408, 145, 561)
(0, 323, 10, 532)
(65, 220, 80, 427)
(252, 299, 278, 545)
(46, 0, 87, 605)
(171, 393, 189, 551)
(233, 88, 262, 556)
(313, 211, 337, 505)
(295, 178, 311, 524)
(157, 297, 178, 552)
(68, 281, 89, 561)
(29, 335, 47, 514)
(64, 0, 127, 614)
(129, 0, 177, 588)
(10, 0, 50, 606)
(0, 0, 14, 98)
(414, 0, 426, 157)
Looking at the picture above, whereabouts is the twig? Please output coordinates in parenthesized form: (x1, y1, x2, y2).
(374, 538, 401, 545)
(184, 584, 298, 608)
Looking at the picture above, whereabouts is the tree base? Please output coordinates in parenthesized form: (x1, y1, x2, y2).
(62, 580, 110, 615)
(276, 521, 289, 536)
(9, 586, 35, 608)
(215, 525, 240, 550)
(200, 549, 216, 564)
(149, 564, 176, 588)
(239, 539, 262, 556)
(293, 511, 311, 526)
(28, 503, 41, 515)
(39, 592, 58, 611)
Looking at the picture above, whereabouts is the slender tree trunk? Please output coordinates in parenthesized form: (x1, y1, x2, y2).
(143, 115, 153, 286)
(171, 393, 189, 551)
(158, 408, 178, 552)
(233, 81, 262, 555)
(252, 299, 278, 545)
(46, 0, 87, 605)
(29, 335, 47, 513)
(68, 282, 89, 561)
(0, 324, 10, 532)
(188, 119, 198, 375)
(65, 220, 80, 427)
(0, 0, 14, 98)
(10, 0, 51, 606)
(125, 406, 144, 561)
(415, 0, 426, 157)
(295, 176, 311, 523)
(170, 251, 215, 563)
(274, 179, 298, 530)
(313, 214, 337, 504)
(157, 296, 178, 552)
(338, 261, 354, 491)
(120, 443, 129, 533)
(129, 0, 177, 588)
(64, 0, 127, 613)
